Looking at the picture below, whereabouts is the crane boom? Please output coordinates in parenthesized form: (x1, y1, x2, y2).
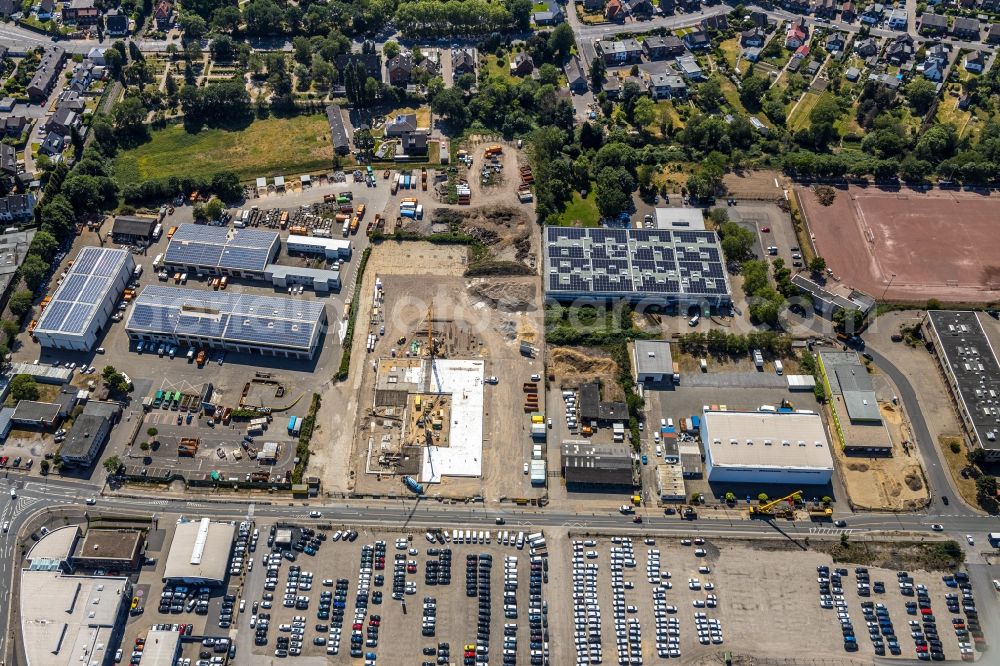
(749, 490, 803, 517)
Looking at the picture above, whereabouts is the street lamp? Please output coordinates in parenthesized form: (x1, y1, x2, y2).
(880, 272, 897, 303)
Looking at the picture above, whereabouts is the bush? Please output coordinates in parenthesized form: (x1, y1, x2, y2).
(336, 247, 371, 381)
(9, 374, 39, 401)
(949, 441, 961, 454)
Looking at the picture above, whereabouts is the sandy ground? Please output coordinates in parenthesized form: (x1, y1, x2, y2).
(548, 347, 625, 403)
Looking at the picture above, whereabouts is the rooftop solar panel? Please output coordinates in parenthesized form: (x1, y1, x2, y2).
(165, 224, 278, 273)
(34, 247, 131, 340)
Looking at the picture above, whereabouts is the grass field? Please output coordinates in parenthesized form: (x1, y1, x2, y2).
(113, 115, 338, 183)
(719, 38, 742, 73)
(935, 96, 973, 136)
(655, 100, 685, 131)
(557, 190, 600, 227)
(483, 54, 517, 83)
(717, 76, 749, 116)
(787, 91, 821, 132)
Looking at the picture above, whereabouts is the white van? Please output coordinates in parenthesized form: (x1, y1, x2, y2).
(689, 314, 700, 326)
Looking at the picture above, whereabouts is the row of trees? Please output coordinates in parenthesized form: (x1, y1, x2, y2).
(181, 0, 393, 36)
(394, 0, 525, 37)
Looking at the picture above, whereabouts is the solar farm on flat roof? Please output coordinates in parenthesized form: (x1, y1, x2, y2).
(126, 285, 326, 355)
(543, 227, 731, 306)
(34, 247, 131, 337)
(165, 225, 279, 273)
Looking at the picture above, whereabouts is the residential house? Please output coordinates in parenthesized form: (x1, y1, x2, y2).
(683, 30, 710, 50)
(825, 32, 846, 52)
(602, 75, 622, 98)
(805, 59, 821, 76)
(812, 0, 837, 17)
(0, 144, 16, 175)
(741, 27, 766, 47)
(886, 7, 907, 30)
(785, 22, 807, 49)
(700, 14, 726, 31)
(510, 52, 534, 76)
(646, 70, 687, 99)
(872, 72, 901, 91)
(0, 0, 14, 18)
(659, 0, 675, 13)
(643, 35, 685, 59)
(885, 34, 914, 64)
(919, 43, 948, 80)
(743, 46, 762, 62)
(45, 107, 79, 136)
(385, 113, 419, 137)
(153, 0, 173, 30)
(677, 55, 703, 80)
(0, 116, 27, 138)
(105, 8, 128, 35)
(679, 0, 700, 10)
(324, 104, 350, 156)
(386, 54, 414, 86)
(845, 66, 860, 81)
(335, 53, 383, 82)
(533, 1, 564, 25)
(596, 38, 643, 64)
(452, 48, 476, 76)
(860, 3, 884, 24)
(840, 1, 857, 22)
(749, 9, 769, 26)
(56, 89, 85, 113)
(565, 56, 588, 93)
(919, 12, 948, 34)
(783, 0, 810, 12)
(414, 53, 440, 78)
(604, 0, 626, 21)
(26, 46, 66, 101)
(582, 0, 606, 10)
(964, 50, 985, 73)
(396, 130, 429, 157)
(627, 0, 656, 17)
(62, 0, 99, 24)
(0, 194, 34, 222)
(854, 36, 878, 58)
(951, 16, 980, 39)
(36, 0, 54, 20)
(989, 23, 1000, 44)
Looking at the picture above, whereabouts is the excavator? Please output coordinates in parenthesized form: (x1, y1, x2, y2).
(748, 490, 803, 519)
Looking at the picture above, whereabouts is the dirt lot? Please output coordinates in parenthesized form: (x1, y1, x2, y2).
(339, 239, 545, 501)
(548, 347, 624, 402)
(430, 206, 536, 270)
(242, 524, 550, 666)
(550, 534, 969, 664)
(800, 186, 1000, 303)
(722, 170, 787, 200)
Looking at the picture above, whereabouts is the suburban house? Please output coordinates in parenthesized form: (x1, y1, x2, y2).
(105, 8, 128, 35)
(582, 0, 606, 10)
(87, 47, 107, 65)
(885, 34, 914, 64)
(509, 52, 534, 76)
(919, 44, 949, 80)
(964, 50, 985, 72)
(596, 38, 643, 64)
(845, 66, 860, 81)
(989, 23, 1000, 44)
(840, 1, 857, 21)
(0, 194, 34, 222)
(386, 54, 414, 85)
(700, 14, 726, 30)
(854, 37, 878, 57)
(565, 56, 588, 93)
(335, 53, 382, 82)
(812, 0, 837, 17)
(683, 30, 710, 50)
(414, 53, 440, 78)
(26, 46, 66, 101)
(153, 0, 173, 30)
(919, 12, 948, 34)
(604, 0, 626, 21)
(56, 89, 86, 113)
(452, 49, 476, 76)
(0, 144, 16, 175)
(324, 105, 350, 156)
(741, 27, 766, 47)
(785, 22, 808, 49)
(385, 113, 420, 137)
(0, 116, 27, 138)
(602, 75, 622, 98)
(860, 3, 884, 24)
(627, 0, 656, 17)
(825, 32, 846, 52)
(40, 131, 64, 156)
(62, 0, 99, 23)
(0, 0, 15, 17)
(646, 70, 687, 99)
(45, 107, 79, 136)
(36, 0, 54, 21)
(951, 16, 980, 39)
(396, 130, 429, 158)
(532, 1, 563, 25)
(643, 35, 685, 59)
(743, 46, 762, 62)
(749, 9, 769, 26)
(886, 7, 907, 30)
(677, 55, 703, 80)
(659, 0, 675, 13)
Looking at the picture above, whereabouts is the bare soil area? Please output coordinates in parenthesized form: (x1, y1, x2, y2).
(548, 346, 625, 402)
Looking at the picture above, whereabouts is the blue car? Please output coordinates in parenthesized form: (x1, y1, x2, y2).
(641, 455, 648, 465)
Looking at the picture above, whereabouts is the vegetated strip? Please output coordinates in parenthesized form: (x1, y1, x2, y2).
(336, 247, 372, 381)
(293, 393, 321, 483)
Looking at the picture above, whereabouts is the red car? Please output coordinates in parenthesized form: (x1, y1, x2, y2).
(352, 623, 362, 631)
(920, 608, 933, 615)
(760, 227, 770, 232)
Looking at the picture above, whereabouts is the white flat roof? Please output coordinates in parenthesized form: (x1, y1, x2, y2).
(702, 409, 834, 470)
(420, 359, 485, 482)
(138, 630, 180, 666)
(285, 234, 352, 252)
(163, 518, 235, 583)
(654, 207, 705, 230)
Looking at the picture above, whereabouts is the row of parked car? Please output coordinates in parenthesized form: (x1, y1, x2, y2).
(572, 540, 602, 665)
(610, 538, 642, 665)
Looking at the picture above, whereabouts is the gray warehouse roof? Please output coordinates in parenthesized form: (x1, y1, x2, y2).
(561, 441, 634, 485)
(34, 247, 131, 337)
(821, 351, 882, 422)
(60, 413, 110, 461)
(544, 226, 730, 301)
(634, 339, 673, 377)
(165, 225, 279, 273)
(126, 285, 326, 353)
(137, 629, 180, 666)
(163, 518, 235, 583)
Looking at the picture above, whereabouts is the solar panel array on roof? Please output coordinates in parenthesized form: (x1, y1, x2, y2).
(165, 225, 279, 273)
(544, 226, 731, 302)
(126, 285, 326, 354)
(34, 247, 131, 337)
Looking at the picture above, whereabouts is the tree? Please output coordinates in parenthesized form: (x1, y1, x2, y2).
(590, 56, 606, 89)
(968, 447, 987, 466)
(147, 427, 158, 438)
(111, 96, 147, 141)
(740, 74, 769, 111)
(40, 459, 49, 474)
(243, 0, 284, 35)
(211, 5, 242, 32)
(9, 374, 39, 401)
(431, 87, 469, 128)
(210, 35, 236, 61)
(594, 167, 634, 219)
(718, 222, 756, 264)
(548, 23, 575, 60)
(906, 77, 937, 114)
(510, 0, 531, 30)
(724, 492, 736, 503)
(103, 455, 122, 475)
(808, 256, 827, 277)
(8, 290, 33, 318)
(383, 41, 401, 59)
(203, 197, 225, 221)
(28, 230, 58, 261)
(632, 96, 656, 130)
(757, 493, 769, 502)
(20, 254, 49, 291)
(102, 365, 118, 380)
(139, 441, 150, 452)
(975, 475, 997, 509)
(179, 13, 208, 40)
(354, 128, 375, 160)
(105, 47, 124, 80)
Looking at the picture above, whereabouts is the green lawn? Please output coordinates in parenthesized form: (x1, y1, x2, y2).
(787, 91, 821, 132)
(112, 115, 339, 183)
(557, 190, 600, 227)
(719, 38, 742, 72)
(483, 54, 517, 83)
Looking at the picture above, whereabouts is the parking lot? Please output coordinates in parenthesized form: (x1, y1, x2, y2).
(238, 523, 550, 666)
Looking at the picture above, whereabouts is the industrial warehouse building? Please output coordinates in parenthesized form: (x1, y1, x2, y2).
(284, 234, 353, 260)
(139, 628, 182, 666)
(699, 409, 834, 485)
(544, 226, 731, 310)
(265, 264, 341, 292)
(561, 441, 636, 487)
(819, 351, 892, 454)
(164, 225, 279, 278)
(33, 247, 135, 350)
(21, 527, 131, 666)
(60, 412, 113, 467)
(163, 517, 236, 585)
(125, 285, 327, 359)
(70, 528, 145, 571)
(924, 310, 1000, 462)
(633, 339, 674, 384)
(111, 215, 157, 244)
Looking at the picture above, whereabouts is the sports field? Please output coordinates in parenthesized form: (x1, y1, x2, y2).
(799, 186, 1000, 303)
(112, 115, 337, 183)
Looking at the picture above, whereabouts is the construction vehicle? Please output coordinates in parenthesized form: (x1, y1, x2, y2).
(196, 349, 207, 366)
(404, 476, 424, 495)
(749, 490, 803, 519)
(484, 145, 503, 157)
(809, 506, 834, 521)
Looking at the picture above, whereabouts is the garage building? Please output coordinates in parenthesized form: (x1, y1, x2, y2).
(164, 225, 279, 278)
(163, 517, 235, 585)
(33, 246, 134, 350)
(699, 409, 834, 485)
(633, 339, 674, 383)
(111, 215, 157, 244)
(125, 285, 327, 360)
